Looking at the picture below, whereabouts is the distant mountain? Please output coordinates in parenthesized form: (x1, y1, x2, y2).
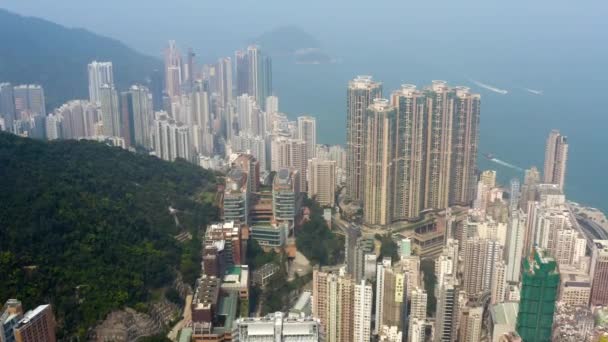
(252, 26, 334, 64)
(253, 26, 321, 54)
(0, 133, 218, 338)
(0, 9, 162, 110)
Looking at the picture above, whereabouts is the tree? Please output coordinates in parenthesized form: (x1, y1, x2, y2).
(0, 133, 218, 338)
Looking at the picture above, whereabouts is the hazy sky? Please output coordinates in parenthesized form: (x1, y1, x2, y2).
(2, 0, 607, 62)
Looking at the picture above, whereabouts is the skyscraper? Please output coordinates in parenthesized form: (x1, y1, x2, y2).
(516, 247, 559, 342)
(543, 129, 568, 191)
(164, 40, 182, 99)
(391, 85, 425, 221)
(87, 61, 114, 104)
(236, 46, 273, 110)
(297, 115, 316, 160)
(308, 158, 336, 207)
(590, 240, 608, 306)
(449, 86, 481, 206)
(422, 81, 453, 211)
(99, 84, 120, 137)
(363, 99, 396, 227)
(346, 76, 382, 202)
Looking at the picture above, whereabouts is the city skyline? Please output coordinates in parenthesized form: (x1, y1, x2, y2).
(2, 5, 608, 341)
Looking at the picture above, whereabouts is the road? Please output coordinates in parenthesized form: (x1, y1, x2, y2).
(167, 294, 192, 341)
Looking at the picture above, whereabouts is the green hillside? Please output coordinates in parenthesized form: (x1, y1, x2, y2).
(0, 133, 218, 337)
(0, 9, 162, 110)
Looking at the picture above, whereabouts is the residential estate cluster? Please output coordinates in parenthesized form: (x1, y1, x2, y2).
(2, 39, 608, 342)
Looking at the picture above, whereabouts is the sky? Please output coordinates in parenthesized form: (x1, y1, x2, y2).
(2, 0, 607, 62)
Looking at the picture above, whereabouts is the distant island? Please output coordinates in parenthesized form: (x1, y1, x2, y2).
(252, 26, 335, 65)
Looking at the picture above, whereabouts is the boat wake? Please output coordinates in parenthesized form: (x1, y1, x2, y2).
(470, 79, 508, 95)
(523, 88, 543, 95)
(483, 153, 523, 172)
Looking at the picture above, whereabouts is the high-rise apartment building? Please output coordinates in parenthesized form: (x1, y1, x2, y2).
(152, 111, 191, 162)
(1, 299, 23, 342)
(312, 270, 356, 342)
(590, 240, 608, 306)
(99, 84, 120, 137)
(265, 95, 279, 115)
(215, 57, 233, 108)
(13, 305, 56, 342)
(516, 247, 559, 342)
(434, 275, 458, 342)
(350, 80, 480, 227)
(12, 85, 45, 120)
(391, 85, 425, 221)
(410, 287, 428, 322)
(375, 259, 408, 334)
(164, 40, 182, 99)
(0, 83, 16, 130)
(233, 46, 273, 110)
(271, 137, 307, 192)
(297, 115, 316, 160)
(87, 61, 114, 104)
(491, 260, 507, 304)
(53, 100, 98, 139)
(449, 86, 481, 206)
(363, 99, 396, 227)
(307, 158, 336, 207)
(505, 210, 526, 283)
(480, 170, 497, 188)
(346, 76, 382, 202)
(120, 86, 151, 148)
(463, 238, 503, 299)
(353, 279, 373, 342)
(543, 129, 568, 191)
(409, 318, 426, 342)
(459, 306, 484, 342)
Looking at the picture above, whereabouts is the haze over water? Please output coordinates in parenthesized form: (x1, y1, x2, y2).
(2, 0, 607, 212)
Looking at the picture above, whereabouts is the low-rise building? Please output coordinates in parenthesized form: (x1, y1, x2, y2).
(252, 263, 280, 287)
(234, 312, 321, 341)
(192, 275, 221, 324)
(220, 266, 249, 300)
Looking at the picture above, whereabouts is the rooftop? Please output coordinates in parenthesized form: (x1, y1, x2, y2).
(491, 302, 519, 326)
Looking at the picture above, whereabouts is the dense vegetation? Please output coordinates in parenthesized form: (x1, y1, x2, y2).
(296, 198, 344, 266)
(0, 133, 218, 338)
(0, 9, 162, 110)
